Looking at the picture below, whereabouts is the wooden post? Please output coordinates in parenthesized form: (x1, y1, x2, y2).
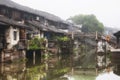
(1, 51, 4, 62)
(95, 31, 98, 40)
(33, 51, 35, 65)
(22, 50, 26, 59)
(95, 46, 98, 75)
(104, 41, 107, 67)
(70, 33, 74, 75)
(45, 62, 48, 71)
(71, 32, 74, 40)
(95, 31, 98, 75)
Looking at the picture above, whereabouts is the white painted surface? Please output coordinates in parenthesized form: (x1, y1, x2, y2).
(6, 26, 19, 49)
(40, 32, 44, 38)
(111, 49, 120, 52)
(96, 71, 120, 80)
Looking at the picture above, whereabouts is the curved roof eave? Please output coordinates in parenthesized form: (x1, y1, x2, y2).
(0, 0, 63, 22)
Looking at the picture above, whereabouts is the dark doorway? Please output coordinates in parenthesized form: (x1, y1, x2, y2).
(0, 24, 8, 49)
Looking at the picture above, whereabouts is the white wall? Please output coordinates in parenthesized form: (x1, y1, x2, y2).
(5, 26, 19, 49)
(40, 31, 44, 38)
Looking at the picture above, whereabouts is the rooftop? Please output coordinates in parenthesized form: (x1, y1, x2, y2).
(0, 0, 64, 22)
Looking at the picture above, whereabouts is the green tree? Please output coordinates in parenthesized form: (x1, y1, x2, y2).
(68, 14, 104, 33)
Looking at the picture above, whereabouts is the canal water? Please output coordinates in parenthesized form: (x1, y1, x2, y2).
(1, 54, 120, 80)
(0, 53, 97, 80)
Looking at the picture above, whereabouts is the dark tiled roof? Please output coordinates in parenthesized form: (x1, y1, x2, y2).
(0, 16, 32, 30)
(27, 20, 63, 33)
(0, 0, 63, 22)
(114, 31, 120, 37)
(47, 26, 61, 33)
(26, 21, 48, 31)
(0, 0, 78, 34)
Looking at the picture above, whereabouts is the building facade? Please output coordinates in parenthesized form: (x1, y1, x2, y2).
(0, 0, 77, 62)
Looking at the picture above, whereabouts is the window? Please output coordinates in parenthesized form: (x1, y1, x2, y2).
(36, 16, 40, 21)
(13, 31, 17, 40)
(0, 7, 12, 18)
(12, 11, 21, 20)
(22, 13, 33, 21)
(0, 8, 6, 15)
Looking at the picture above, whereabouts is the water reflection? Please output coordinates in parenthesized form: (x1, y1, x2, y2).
(0, 62, 48, 80)
(0, 54, 73, 80)
(0, 53, 100, 80)
(0, 63, 26, 80)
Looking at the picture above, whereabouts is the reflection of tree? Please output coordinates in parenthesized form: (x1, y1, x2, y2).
(26, 64, 47, 80)
(0, 63, 46, 80)
(80, 44, 86, 56)
(0, 55, 73, 80)
(46, 53, 71, 80)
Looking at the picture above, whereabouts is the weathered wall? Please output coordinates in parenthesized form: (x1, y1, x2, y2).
(5, 26, 19, 49)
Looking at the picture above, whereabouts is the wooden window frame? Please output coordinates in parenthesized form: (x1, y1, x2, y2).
(13, 31, 17, 40)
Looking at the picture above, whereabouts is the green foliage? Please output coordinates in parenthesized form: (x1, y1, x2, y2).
(28, 37, 45, 50)
(48, 67, 70, 79)
(74, 74, 96, 80)
(55, 36, 71, 49)
(53, 67, 70, 75)
(26, 65, 46, 80)
(56, 36, 70, 42)
(68, 14, 104, 33)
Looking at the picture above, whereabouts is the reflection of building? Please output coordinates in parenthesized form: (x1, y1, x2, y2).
(96, 36, 113, 74)
(114, 31, 120, 48)
(111, 31, 120, 75)
(96, 38, 106, 70)
(0, 63, 26, 80)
